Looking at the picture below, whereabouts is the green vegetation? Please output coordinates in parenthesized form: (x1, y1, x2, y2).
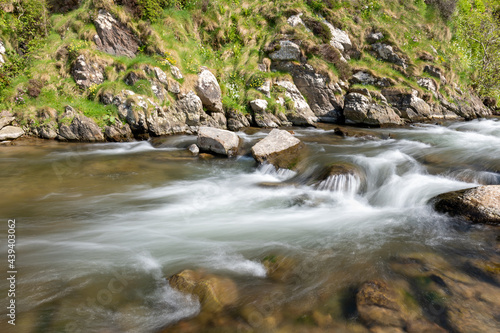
(0, 0, 498, 129)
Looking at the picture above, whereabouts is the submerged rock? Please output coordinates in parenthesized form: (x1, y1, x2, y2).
(251, 129, 307, 170)
(197, 127, 240, 157)
(168, 269, 238, 313)
(432, 185, 500, 225)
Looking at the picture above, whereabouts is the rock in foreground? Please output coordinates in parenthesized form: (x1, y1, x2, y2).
(432, 185, 500, 225)
(251, 129, 306, 170)
(197, 127, 240, 157)
(169, 269, 238, 313)
(0, 126, 24, 141)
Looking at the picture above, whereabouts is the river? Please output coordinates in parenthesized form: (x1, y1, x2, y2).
(1, 119, 499, 332)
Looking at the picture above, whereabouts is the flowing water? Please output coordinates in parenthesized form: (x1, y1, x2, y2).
(1, 119, 500, 332)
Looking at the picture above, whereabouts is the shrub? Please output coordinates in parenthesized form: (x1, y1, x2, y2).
(27, 79, 43, 98)
(425, 0, 457, 20)
(302, 17, 332, 44)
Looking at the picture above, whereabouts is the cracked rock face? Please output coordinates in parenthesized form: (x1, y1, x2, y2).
(71, 55, 105, 89)
(93, 10, 140, 58)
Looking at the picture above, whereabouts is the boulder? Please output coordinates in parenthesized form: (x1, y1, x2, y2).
(153, 67, 169, 87)
(344, 93, 402, 126)
(432, 185, 500, 225)
(249, 99, 281, 128)
(417, 77, 438, 93)
(169, 270, 238, 314)
(195, 69, 223, 113)
(104, 123, 133, 142)
(251, 129, 307, 169)
(324, 21, 352, 52)
(372, 43, 407, 69)
(67, 114, 105, 142)
(382, 89, 432, 122)
(93, 10, 139, 58)
(197, 127, 240, 157)
(71, 55, 105, 89)
(187, 144, 199, 155)
(176, 91, 205, 127)
(309, 163, 364, 192)
(249, 99, 268, 113)
(272, 62, 341, 123)
(275, 80, 318, 126)
(356, 280, 408, 328)
(150, 79, 167, 101)
(167, 78, 181, 94)
(0, 111, 15, 130)
(257, 80, 271, 98)
(269, 41, 301, 61)
(170, 66, 183, 80)
(0, 126, 24, 141)
(227, 109, 251, 131)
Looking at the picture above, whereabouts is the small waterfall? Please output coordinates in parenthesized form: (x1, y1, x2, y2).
(315, 174, 361, 195)
(257, 162, 297, 181)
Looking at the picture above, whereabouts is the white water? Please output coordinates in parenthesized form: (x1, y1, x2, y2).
(1, 119, 499, 332)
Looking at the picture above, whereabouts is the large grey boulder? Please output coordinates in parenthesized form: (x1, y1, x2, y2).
(372, 43, 407, 69)
(432, 185, 500, 225)
(195, 69, 223, 113)
(344, 93, 402, 126)
(104, 123, 133, 142)
(197, 127, 240, 157)
(251, 129, 307, 169)
(269, 41, 301, 61)
(72, 55, 105, 89)
(272, 62, 342, 123)
(68, 114, 104, 142)
(0, 126, 24, 141)
(93, 10, 140, 58)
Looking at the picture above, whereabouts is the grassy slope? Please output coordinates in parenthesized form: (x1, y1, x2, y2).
(0, 0, 485, 129)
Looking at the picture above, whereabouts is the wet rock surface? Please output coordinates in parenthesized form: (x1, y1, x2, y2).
(432, 185, 500, 225)
(251, 129, 307, 170)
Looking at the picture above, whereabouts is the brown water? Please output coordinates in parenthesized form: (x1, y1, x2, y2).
(1, 120, 500, 333)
